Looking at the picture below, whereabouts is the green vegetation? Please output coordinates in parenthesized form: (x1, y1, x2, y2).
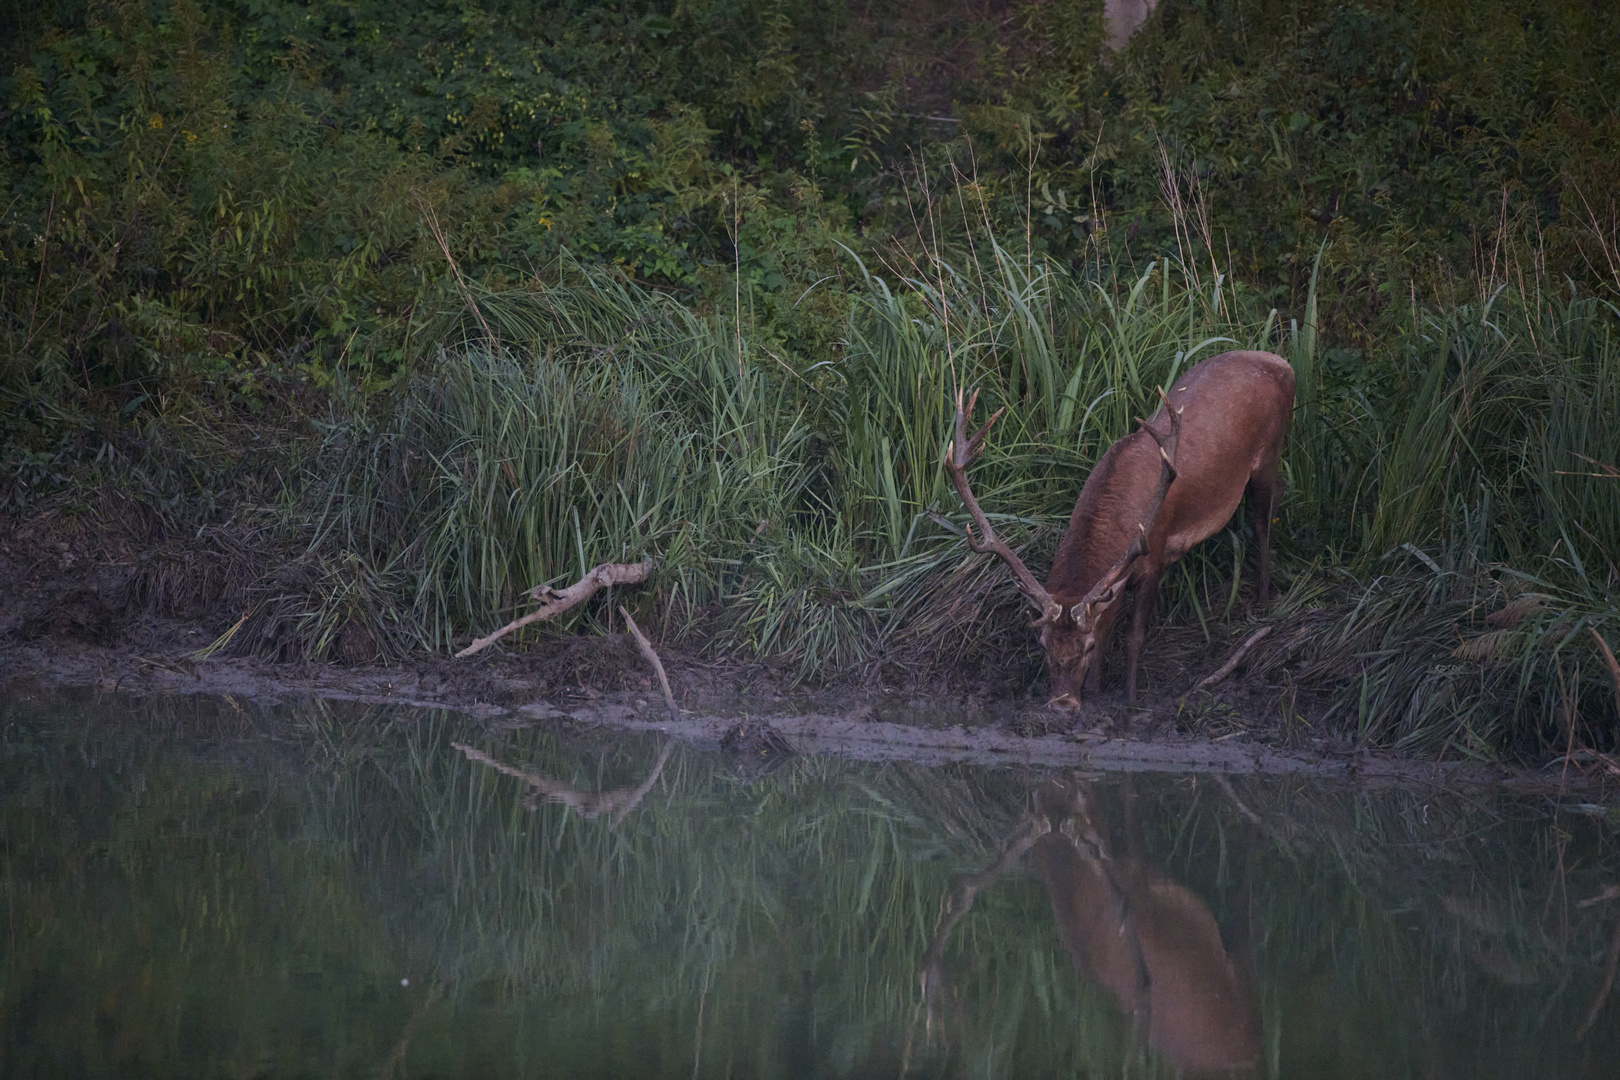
(3, 1, 1618, 756)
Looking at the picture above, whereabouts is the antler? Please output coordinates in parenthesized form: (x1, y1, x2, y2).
(940, 389, 1063, 622)
(1069, 390, 1184, 621)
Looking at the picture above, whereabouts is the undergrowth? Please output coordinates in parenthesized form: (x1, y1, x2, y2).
(3, 1, 1619, 758)
(12, 231, 1614, 760)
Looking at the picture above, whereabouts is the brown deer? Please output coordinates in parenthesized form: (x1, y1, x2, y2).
(917, 779, 1262, 1075)
(944, 350, 1294, 709)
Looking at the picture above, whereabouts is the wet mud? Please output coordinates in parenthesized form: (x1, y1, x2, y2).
(2, 631, 1607, 796)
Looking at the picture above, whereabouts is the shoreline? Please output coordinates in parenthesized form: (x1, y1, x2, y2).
(4, 637, 1608, 797)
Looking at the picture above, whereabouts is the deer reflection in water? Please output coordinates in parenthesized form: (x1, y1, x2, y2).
(918, 779, 1262, 1077)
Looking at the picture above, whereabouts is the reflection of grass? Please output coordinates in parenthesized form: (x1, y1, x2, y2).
(5, 693, 1620, 1076)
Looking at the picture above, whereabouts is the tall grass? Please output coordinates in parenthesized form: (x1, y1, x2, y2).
(40, 223, 1615, 754)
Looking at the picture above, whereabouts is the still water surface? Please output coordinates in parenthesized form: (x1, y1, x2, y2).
(3, 689, 1619, 1078)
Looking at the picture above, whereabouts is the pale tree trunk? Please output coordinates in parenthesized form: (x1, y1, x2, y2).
(1104, 0, 1160, 52)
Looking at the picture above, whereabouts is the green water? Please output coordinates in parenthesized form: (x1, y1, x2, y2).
(3, 689, 1619, 1078)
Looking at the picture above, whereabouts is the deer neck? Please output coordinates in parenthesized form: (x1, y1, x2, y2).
(1047, 433, 1159, 602)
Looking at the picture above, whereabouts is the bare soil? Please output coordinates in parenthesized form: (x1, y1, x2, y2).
(1, 519, 1611, 795)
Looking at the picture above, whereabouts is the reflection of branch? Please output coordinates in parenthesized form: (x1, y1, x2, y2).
(452, 740, 674, 827)
(620, 605, 680, 722)
(379, 980, 444, 1078)
(455, 560, 653, 657)
(1577, 919, 1620, 1040)
(1580, 884, 1620, 909)
(918, 814, 1051, 1008)
(1213, 773, 1263, 826)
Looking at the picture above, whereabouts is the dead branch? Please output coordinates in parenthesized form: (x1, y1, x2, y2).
(619, 605, 680, 722)
(1578, 918, 1620, 1040)
(1578, 883, 1620, 909)
(455, 559, 653, 657)
(1183, 625, 1273, 700)
(919, 813, 1051, 1007)
(1591, 627, 1620, 725)
(451, 739, 674, 827)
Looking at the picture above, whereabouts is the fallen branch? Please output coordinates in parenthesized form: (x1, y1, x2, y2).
(620, 605, 680, 722)
(1578, 883, 1620, 909)
(1183, 625, 1274, 700)
(1592, 627, 1620, 725)
(452, 739, 674, 828)
(919, 812, 1051, 1009)
(455, 559, 653, 658)
(1578, 918, 1620, 1040)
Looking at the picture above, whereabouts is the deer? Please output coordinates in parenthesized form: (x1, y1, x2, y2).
(917, 778, 1262, 1074)
(943, 350, 1294, 710)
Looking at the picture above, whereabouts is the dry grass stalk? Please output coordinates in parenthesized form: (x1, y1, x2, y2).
(455, 559, 653, 657)
(1592, 628, 1620, 724)
(619, 605, 680, 722)
(413, 189, 493, 342)
(1485, 594, 1546, 628)
(1452, 629, 1519, 662)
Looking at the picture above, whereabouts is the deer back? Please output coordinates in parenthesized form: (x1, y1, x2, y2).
(1046, 350, 1294, 603)
(1032, 831, 1262, 1073)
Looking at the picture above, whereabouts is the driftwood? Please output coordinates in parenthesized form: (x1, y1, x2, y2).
(619, 605, 680, 722)
(452, 739, 674, 828)
(454, 559, 653, 658)
(1182, 625, 1274, 704)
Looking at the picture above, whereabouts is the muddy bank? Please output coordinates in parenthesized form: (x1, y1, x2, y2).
(3, 518, 1615, 794)
(4, 631, 1612, 797)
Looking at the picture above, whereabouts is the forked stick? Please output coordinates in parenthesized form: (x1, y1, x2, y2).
(455, 559, 653, 657)
(620, 605, 680, 722)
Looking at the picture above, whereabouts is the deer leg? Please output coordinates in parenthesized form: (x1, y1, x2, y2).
(1248, 466, 1283, 608)
(1086, 605, 1119, 695)
(1124, 572, 1161, 704)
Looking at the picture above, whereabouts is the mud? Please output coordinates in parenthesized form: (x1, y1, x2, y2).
(3, 630, 1611, 796)
(2, 519, 1613, 795)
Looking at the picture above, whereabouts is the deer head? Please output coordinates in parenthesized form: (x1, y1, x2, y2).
(941, 389, 1182, 712)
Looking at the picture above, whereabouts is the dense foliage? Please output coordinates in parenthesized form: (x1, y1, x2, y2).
(5, 0, 1616, 406)
(3, 1, 1618, 756)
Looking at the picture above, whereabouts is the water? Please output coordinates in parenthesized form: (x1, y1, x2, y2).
(3, 689, 1619, 1078)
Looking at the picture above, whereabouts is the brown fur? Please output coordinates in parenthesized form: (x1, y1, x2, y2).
(1031, 781, 1262, 1073)
(1042, 351, 1295, 708)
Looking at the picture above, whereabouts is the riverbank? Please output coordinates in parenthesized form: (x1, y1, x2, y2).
(6, 604, 1614, 796)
